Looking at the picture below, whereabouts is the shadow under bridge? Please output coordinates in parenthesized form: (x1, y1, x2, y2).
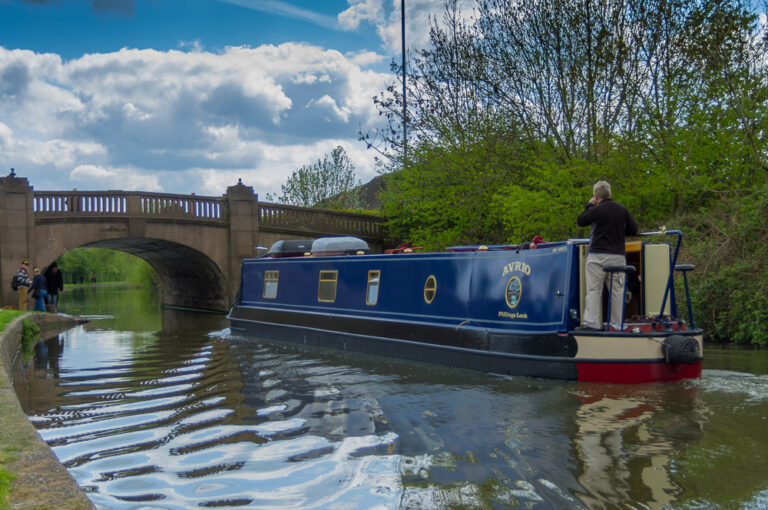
(84, 238, 228, 312)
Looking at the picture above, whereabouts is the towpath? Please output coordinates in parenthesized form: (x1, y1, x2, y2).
(0, 312, 94, 509)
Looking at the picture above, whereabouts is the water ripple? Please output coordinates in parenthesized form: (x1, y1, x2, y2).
(22, 329, 404, 509)
(22, 309, 768, 509)
(698, 369, 768, 402)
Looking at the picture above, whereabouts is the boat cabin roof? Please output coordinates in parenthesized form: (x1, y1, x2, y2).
(266, 236, 648, 259)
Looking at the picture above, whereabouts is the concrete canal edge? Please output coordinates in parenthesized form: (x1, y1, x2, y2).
(0, 313, 95, 510)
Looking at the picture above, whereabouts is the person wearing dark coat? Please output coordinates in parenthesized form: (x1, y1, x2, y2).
(29, 267, 48, 312)
(576, 180, 639, 330)
(44, 262, 64, 313)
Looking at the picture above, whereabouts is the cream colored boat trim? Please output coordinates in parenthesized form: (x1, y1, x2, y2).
(575, 334, 703, 360)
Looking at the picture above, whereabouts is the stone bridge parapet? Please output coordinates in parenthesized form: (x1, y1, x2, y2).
(0, 172, 385, 311)
(33, 190, 228, 223)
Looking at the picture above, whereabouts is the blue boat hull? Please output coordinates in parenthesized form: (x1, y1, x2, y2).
(229, 309, 580, 379)
(228, 236, 703, 383)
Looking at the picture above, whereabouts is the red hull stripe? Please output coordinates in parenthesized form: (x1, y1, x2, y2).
(577, 361, 702, 384)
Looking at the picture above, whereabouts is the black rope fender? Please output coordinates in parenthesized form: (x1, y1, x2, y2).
(661, 335, 702, 364)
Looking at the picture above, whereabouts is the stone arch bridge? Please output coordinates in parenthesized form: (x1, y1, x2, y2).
(0, 172, 385, 311)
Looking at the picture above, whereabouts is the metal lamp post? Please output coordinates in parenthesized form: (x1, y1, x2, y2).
(401, 0, 407, 163)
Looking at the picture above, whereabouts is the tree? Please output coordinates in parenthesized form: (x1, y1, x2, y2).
(266, 146, 363, 209)
(368, 0, 768, 239)
(56, 248, 157, 287)
(365, 0, 768, 343)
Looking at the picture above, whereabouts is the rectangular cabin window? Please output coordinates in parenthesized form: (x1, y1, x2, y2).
(366, 270, 381, 305)
(318, 270, 338, 303)
(263, 270, 279, 299)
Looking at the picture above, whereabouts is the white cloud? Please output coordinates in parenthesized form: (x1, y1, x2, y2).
(10, 138, 105, 168)
(347, 50, 386, 67)
(307, 95, 352, 123)
(122, 102, 152, 121)
(194, 134, 379, 201)
(338, 0, 384, 31)
(197, 125, 379, 195)
(178, 39, 204, 52)
(70, 164, 163, 191)
(218, 0, 339, 29)
(0, 122, 13, 150)
(0, 42, 391, 196)
(383, 0, 444, 54)
(338, 0, 448, 55)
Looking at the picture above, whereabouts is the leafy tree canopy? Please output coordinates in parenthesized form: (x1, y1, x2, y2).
(363, 0, 768, 343)
(266, 146, 363, 210)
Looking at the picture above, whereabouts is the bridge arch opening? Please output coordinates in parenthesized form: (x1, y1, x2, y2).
(57, 247, 157, 287)
(57, 238, 228, 312)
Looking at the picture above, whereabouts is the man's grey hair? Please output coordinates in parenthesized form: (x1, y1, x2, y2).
(593, 181, 611, 199)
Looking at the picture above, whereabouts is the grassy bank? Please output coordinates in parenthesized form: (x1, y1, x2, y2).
(0, 311, 33, 509)
(0, 310, 26, 334)
(0, 313, 93, 509)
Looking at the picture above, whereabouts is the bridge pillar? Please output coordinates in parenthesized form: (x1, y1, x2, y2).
(0, 170, 35, 308)
(225, 180, 259, 304)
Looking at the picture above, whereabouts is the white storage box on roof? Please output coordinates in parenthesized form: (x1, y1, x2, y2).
(311, 236, 370, 256)
(267, 239, 315, 257)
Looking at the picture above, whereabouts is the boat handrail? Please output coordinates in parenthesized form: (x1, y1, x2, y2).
(446, 241, 570, 252)
(576, 230, 691, 325)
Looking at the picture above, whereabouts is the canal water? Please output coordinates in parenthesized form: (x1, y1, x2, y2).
(12, 286, 768, 509)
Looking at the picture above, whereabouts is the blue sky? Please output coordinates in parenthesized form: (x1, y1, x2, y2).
(2, 1, 384, 64)
(0, 0, 442, 197)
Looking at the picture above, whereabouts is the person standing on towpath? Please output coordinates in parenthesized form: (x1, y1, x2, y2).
(29, 266, 48, 312)
(44, 262, 64, 313)
(12, 260, 32, 311)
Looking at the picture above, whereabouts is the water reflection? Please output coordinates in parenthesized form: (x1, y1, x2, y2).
(570, 383, 707, 508)
(11, 287, 768, 508)
(62, 285, 162, 332)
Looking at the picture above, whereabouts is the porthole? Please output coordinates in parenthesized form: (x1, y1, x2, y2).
(506, 276, 522, 309)
(424, 275, 437, 304)
(263, 270, 279, 299)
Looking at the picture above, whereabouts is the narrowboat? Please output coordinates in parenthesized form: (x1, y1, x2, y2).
(227, 230, 703, 384)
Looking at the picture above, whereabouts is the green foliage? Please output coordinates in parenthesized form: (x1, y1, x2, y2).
(381, 134, 668, 248)
(367, 0, 768, 343)
(21, 318, 39, 339)
(0, 467, 15, 510)
(381, 130, 517, 249)
(125, 257, 159, 288)
(679, 188, 768, 344)
(492, 167, 583, 242)
(55, 248, 158, 288)
(0, 311, 25, 332)
(266, 146, 363, 209)
(20, 319, 40, 362)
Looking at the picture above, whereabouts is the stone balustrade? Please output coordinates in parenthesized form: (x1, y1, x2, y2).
(33, 191, 227, 223)
(32, 190, 384, 239)
(258, 202, 384, 239)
